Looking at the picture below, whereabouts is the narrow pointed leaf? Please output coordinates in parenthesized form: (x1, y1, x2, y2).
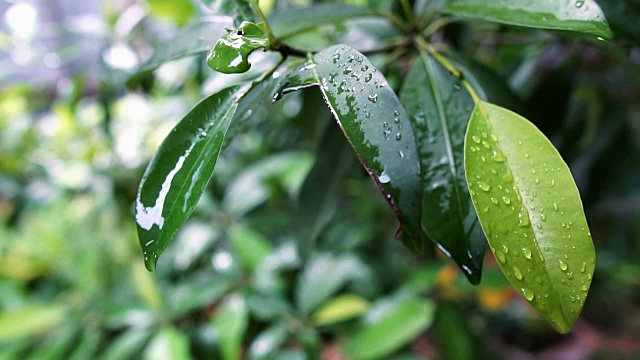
(464, 100, 595, 333)
(400, 52, 486, 285)
(136, 85, 245, 271)
(274, 45, 424, 250)
(442, 0, 613, 39)
(207, 21, 270, 74)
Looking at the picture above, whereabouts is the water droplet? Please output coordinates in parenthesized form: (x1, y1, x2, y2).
(472, 135, 481, 143)
(453, 84, 461, 91)
(534, 178, 540, 184)
(364, 73, 372, 82)
(491, 197, 499, 205)
(522, 288, 535, 301)
(518, 209, 530, 227)
(368, 94, 378, 103)
(478, 182, 491, 192)
(502, 171, 513, 183)
(550, 179, 556, 187)
(343, 67, 352, 75)
(540, 213, 547, 222)
(361, 65, 369, 71)
(513, 266, 523, 280)
(482, 206, 489, 213)
(559, 260, 568, 271)
(393, 117, 400, 124)
(395, 133, 402, 141)
(378, 171, 391, 184)
(383, 121, 389, 128)
(522, 247, 532, 259)
(575, 1, 584, 8)
(496, 250, 507, 264)
(581, 285, 588, 292)
(491, 149, 506, 162)
(553, 203, 559, 212)
(482, 141, 491, 149)
(502, 244, 509, 254)
(524, 152, 530, 158)
(393, 110, 400, 116)
(332, 54, 340, 63)
(580, 262, 586, 273)
(502, 196, 511, 205)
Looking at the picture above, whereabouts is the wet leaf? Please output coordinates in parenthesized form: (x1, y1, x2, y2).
(268, 4, 376, 40)
(464, 100, 595, 333)
(442, 0, 613, 39)
(344, 298, 434, 360)
(400, 51, 486, 285)
(207, 21, 270, 74)
(136, 85, 245, 271)
(274, 45, 424, 250)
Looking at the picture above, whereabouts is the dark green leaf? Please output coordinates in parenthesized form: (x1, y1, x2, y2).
(136, 85, 245, 271)
(464, 100, 595, 333)
(275, 45, 424, 250)
(344, 298, 435, 360)
(442, 0, 613, 39)
(268, 4, 376, 40)
(400, 51, 486, 284)
(247, 323, 288, 360)
(207, 21, 270, 74)
(296, 122, 356, 250)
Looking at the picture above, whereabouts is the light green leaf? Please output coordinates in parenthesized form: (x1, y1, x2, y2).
(228, 224, 273, 271)
(312, 294, 370, 326)
(143, 327, 191, 360)
(464, 100, 595, 333)
(344, 298, 435, 360)
(247, 323, 288, 360)
(400, 51, 486, 285)
(148, 0, 195, 26)
(442, 0, 613, 39)
(136, 85, 245, 271)
(213, 294, 249, 360)
(0, 304, 67, 341)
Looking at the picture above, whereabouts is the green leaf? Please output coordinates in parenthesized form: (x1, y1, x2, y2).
(131, 18, 233, 79)
(99, 329, 152, 360)
(400, 51, 486, 285)
(296, 253, 366, 315)
(228, 224, 273, 271)
(312, 294, 370, 326)
(464, 100, 595, 333)
(136, 85, 245, 271)
(0, 304, 67, 341)
(203, 0, 255, 26)
(207, 21, 270, 74)
(247, 323, 288, 360)
(344, 298, 434, 360)
(143, 327, 191, 360)
(275, 45, 424, 250)
(212, 294, 249, 360)
(268, 4, 376, 40)
(442, 0, 613, 39)
(148, 0, 195, 26)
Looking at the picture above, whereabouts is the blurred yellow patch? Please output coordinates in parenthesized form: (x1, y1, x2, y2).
(477, 288, 514, 312)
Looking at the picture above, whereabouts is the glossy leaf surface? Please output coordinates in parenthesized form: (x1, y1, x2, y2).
(207, 21, 270, 74)
(442, 0, 613, 39)
(136, 85, 244, 271)
(344, 298, 434, 359)
(132, 17, 233, 78)
(400, 52, 485, 284)
(276, 45, 424, 250)
(464, 100, 595, 333)
(268, 4, 376, 39)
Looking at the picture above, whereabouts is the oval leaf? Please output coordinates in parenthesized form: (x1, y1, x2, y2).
(400, 51, 486, 284)
(442, 0, 613, 39)
(207, 21, 270, 74)
(136, 85, 244, 271)
(344, 298, 434, 360)
(275, 45, 424, 250)
(464, 100, 595, 333)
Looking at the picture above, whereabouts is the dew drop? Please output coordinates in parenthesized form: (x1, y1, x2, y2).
(513, 266, 523, 280)
(364, 73, 372, 82)
(395, 133, 402, 141)
(343, 67, 353, 75)
(496, 250, 507, 264)
(472, 135, 481, 143)
(491, 197, 499, 205)
(522, 247, 532, 260)
(368, 94, 378, 103)
(482, 141, 491, 149)
(393, 110, 400, 116)
(580, 262, 586, 273)
(575, 1, 584, 8)
(522, 288, 535, 301)
(559, 260, 568, 271)
(518, 209, 530, 227)
(534, 178, 540, 184)
(332, 53, 340, 63)
(553, 203, 559, 212)
(361, 65, 369, 71)
(491, 149, 506, 162)
(478, 182, 491, 192)
(540, 213, 547, 222)
(501, 244, 509, 254)
(502, 196, 511, 205)
(581, 284, 588, 292)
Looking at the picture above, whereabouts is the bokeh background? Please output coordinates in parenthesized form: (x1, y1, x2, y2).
(1, 0, 639, 359)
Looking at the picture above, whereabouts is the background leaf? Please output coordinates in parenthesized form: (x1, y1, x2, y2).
(464, 100, 595, 333)
(143, 327, 191, 360)
(442, 0, 613, 39)
(213, 294, 249, 360)
(136, 85, 244, 271)
(400, 51, 486, 284)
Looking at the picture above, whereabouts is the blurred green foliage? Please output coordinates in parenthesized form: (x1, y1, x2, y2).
(1, 0, 640, 359)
